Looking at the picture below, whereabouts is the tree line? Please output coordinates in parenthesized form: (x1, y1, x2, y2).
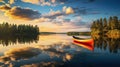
(91, 16, 120, 34)
(67, 32, 90, 36)
(0, 22, 39, 36)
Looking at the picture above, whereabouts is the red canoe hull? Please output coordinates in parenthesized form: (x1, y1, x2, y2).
(73, 39, 94, 51)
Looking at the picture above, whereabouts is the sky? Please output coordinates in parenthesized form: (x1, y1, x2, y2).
(0, 0, 120, 32)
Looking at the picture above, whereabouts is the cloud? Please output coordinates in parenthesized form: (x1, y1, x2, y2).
(35, 8, 89, 32)
(50, 15, 87, 27)
(0, 6, 74, 22)
(42, 7, 74, 19)
(34, 17, 51, 22)
(63, 6, 74, 14)
(65, 7, 74, 14)
(63, 6, 67, 12)
(0, 6, 41, 20)
(5, 7, 41, 20)
(21, 0, 68, 6)
(35, 11, 89, 32)
(22, 0, 40, 5)
(9, 0, 15, 4)
(70, 16, 86, 26)
(51, 0, 56, 3)
(35, 7, 74, 23)
(52, 16, 90, 32)
(43, 9, 64, 19)
(73, 7, 100, 16)
(0, 5, 11, 11)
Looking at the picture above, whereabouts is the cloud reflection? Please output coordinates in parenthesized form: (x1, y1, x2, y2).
(0, 47, 41, 63)
(21, 61, 63, 67)
(0, 36, 84, 67)
(36, 42, 79, 62)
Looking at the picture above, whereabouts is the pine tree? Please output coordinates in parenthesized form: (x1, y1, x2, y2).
(103, 18, 108, 32)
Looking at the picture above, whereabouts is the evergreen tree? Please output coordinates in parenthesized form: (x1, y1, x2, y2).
(0, 22, 40, 36)
(108, 16, 113, 30)
(91, 16, 120, 34)
(103, 18, 108, 32)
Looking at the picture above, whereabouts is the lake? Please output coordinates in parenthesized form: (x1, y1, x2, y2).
(0, 34, 120, 67)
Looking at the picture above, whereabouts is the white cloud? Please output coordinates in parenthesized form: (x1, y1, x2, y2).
(21, 0, 67, 6)
(34, 17, 51, 22)
(51, 0, 56, 3)
(9, 0, 15, 4)
(41, 7, 74, 20)
(63, 6, 67, 12)
(65, 7, 74, 14)
(22, 0, 40, 5)
(63, 6, 74, 14)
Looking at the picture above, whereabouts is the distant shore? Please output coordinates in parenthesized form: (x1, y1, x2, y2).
(39, 32, 66, 35)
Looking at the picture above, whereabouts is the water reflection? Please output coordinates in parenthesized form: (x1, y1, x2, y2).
(92, 35, 120, 53)
(21, 62, 63, 67)
(0, 34, 120, 67)
(0, 42, 82, 67)
(0, 47, 41, 63)
(72, 36, 94, 51)
(72, 35, 120, 53)
(0, 35, 39, 46)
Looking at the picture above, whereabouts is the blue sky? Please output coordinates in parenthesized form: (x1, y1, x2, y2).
(0, 0, 120, 32)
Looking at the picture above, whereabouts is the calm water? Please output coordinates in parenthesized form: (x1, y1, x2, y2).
(0, 34, 120, 67)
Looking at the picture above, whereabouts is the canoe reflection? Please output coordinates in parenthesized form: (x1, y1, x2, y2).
(73, 36, 94, 51)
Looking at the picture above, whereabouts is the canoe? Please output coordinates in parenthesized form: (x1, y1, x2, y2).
(73, 36, 94, 51)
(73, 36, 91, 40)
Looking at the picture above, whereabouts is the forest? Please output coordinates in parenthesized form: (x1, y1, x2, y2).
(91, 16, 120, 35)
(0, 22, 39, 36)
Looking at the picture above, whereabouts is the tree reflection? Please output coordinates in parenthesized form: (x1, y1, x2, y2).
(92, 35, 120, 53)
(0, 35, 39, 46)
